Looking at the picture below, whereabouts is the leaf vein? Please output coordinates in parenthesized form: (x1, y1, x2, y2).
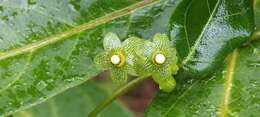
(182, 0, 221, 65)
(219, 49, 238, 117)
(0, 52, 33, 93)
(216, 10, 247, 19)
(206, 0, 211, 14)
(0, 0, 160, 61)
(50, 38, 79, 81)
(183, 1, 193, 52)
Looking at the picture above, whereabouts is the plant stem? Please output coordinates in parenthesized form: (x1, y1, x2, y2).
(88, 76, 149, 117)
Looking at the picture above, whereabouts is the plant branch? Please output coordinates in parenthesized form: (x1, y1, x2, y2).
(88, 76, 150, 117)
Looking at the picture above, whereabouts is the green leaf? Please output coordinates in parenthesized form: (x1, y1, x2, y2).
(170, 0, 254, 77)
(13, 81, 134, 117)
(0, 0, 255, 115)
(255, 0, 260, 30)
(145, 41, 260, 117)
(0, 0, 162, 115)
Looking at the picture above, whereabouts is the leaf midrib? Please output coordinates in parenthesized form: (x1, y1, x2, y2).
(162, 50, 239, 117)
(219, 49, 238, 117)
(162, 0, 222, 115)
(182, 0, 221, 65)
(0, 0, 160, 61)
(1, 1, 161, 116)
(183, 0, 193, 51)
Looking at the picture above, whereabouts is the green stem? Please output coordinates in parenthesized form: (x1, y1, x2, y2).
(88, 76, 149, 117)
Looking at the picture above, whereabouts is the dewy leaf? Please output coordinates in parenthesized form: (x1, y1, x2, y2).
(145, 41, 260, 117)
(13, 81, 134, 117)
(170, 0, 254, 77)
(0, 0, 163, 115)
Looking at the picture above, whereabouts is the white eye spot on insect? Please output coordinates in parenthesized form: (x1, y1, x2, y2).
(111, 55, 121, 65)
(155, 53, 166, 64)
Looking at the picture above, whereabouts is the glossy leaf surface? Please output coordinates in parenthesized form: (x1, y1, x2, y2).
(0, 0, 255, 115)
(0, 0, 162, 115)
(145, 41, 260, 117)
(13, 81, 134, 117)
(170, 0, 254, 77)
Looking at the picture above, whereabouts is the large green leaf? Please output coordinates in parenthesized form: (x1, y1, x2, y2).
(0, 0, 164, 115)
(0, 0, 189, 115)
(145, 41, 260, 116)
(13, 81, 134, 117)
(170, 0, 254, 77)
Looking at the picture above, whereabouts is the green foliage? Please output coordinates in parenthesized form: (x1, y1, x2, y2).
(13, 81, 134, 117)
(171, 0, 254, 77)
(0, 0, 257, 116)
(255, 0, 260, 30)
(145, 42, 260, 117)
(145, 0, 258, 116)
(0, 0, 159, 116)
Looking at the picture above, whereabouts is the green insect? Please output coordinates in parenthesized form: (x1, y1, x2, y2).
(94, 33, 179, 92)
